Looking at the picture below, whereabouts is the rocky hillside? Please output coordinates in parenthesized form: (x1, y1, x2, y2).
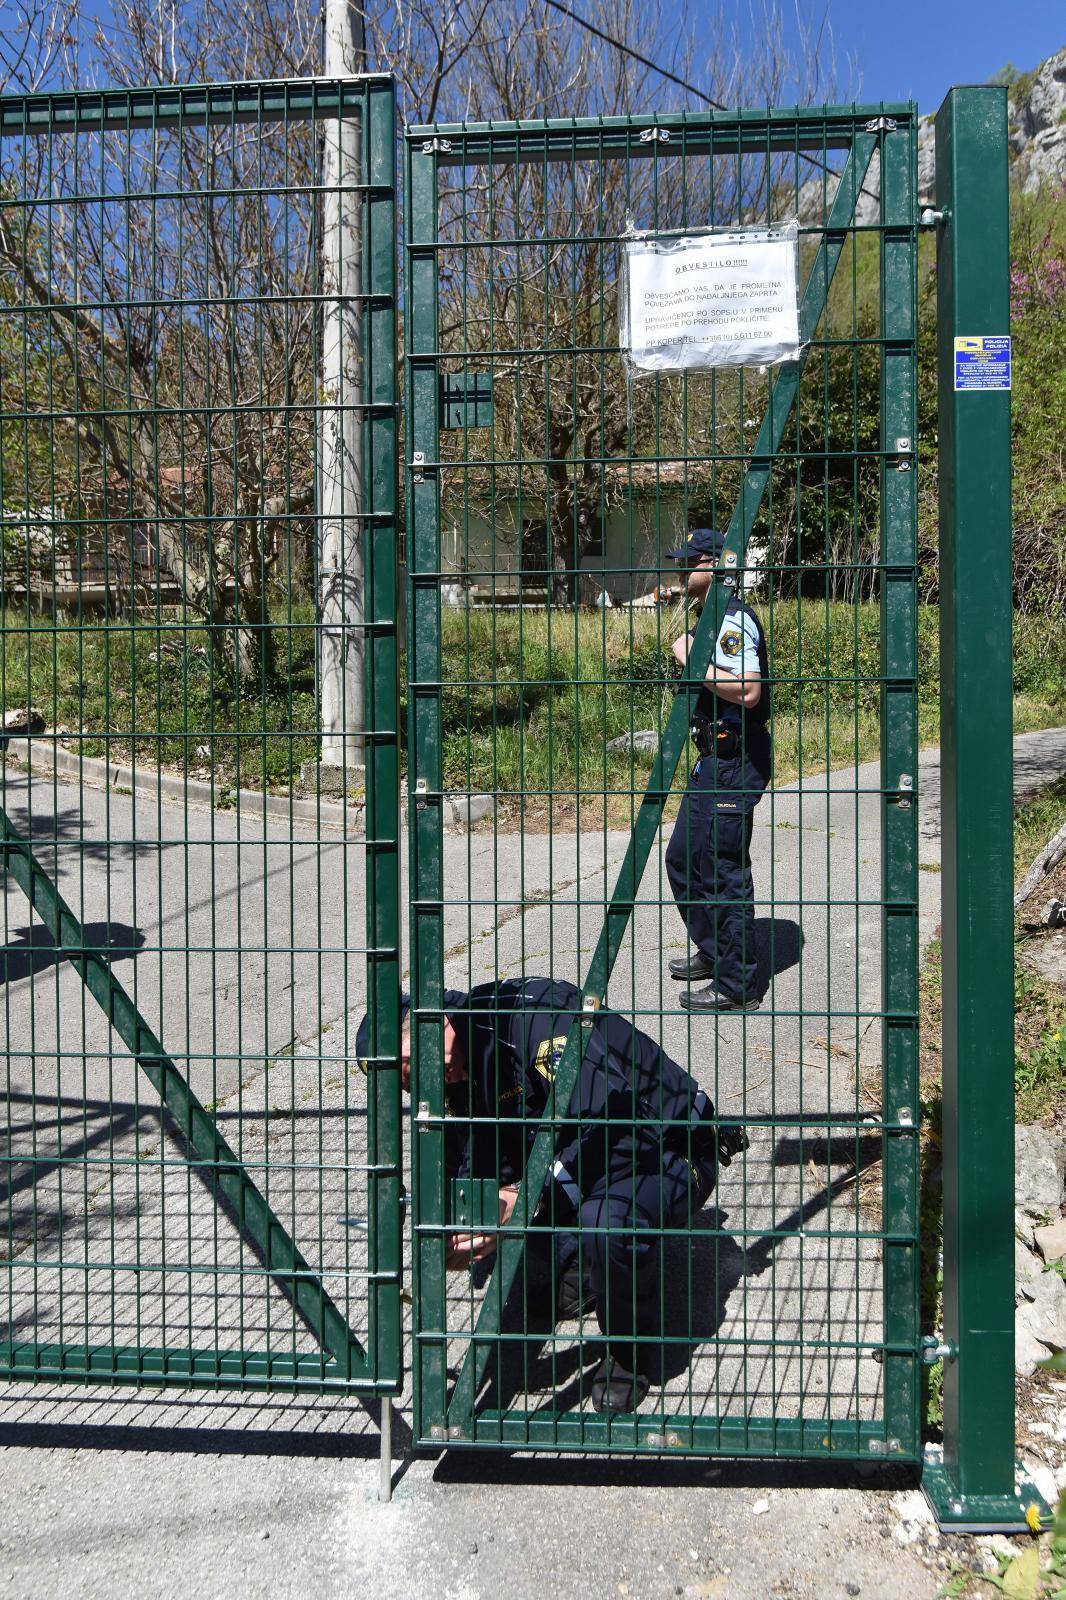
(1009, 48, 1066, 194)
(800, 45, 1066, 222)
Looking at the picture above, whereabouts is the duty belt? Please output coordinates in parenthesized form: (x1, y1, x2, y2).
(691, 717, 741, 760)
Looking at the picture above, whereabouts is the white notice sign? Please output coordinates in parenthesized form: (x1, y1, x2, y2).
(622, 225, 803, 373)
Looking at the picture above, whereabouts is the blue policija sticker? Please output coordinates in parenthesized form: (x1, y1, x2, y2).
(954, 335, 1011, 392)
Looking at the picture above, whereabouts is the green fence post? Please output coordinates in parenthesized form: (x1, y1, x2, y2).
(362, 74, 403, 1393)
(922, 84, 1046, 1532)
(878, 116, 920, 1462)
(405, 136, 449, 1433)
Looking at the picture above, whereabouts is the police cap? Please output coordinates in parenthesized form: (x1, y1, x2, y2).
(666, 527, 726, 565)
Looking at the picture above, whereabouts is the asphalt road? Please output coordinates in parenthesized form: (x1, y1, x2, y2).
(2, 726, 1065, 1598)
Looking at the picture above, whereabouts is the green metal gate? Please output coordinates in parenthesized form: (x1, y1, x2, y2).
(405, 104, 923, 1454)
(0, 77, 402, 1395)
(0, 65, 1032, 1524)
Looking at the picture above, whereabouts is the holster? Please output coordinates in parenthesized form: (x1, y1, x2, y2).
(691, 716, 740, 761)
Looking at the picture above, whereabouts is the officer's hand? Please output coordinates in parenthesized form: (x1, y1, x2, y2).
(671, 632, 694, 665)
(443, 1186, 521, 1270)
(444, 1231, 495, 1269)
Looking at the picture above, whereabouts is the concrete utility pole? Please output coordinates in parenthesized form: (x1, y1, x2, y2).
(318, 0, 365, 773)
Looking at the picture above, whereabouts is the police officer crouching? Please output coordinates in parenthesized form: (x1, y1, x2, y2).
(356, 978, 747, 1414)
(664, 528, 771, 1013)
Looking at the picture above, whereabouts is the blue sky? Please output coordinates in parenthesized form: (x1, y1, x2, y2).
(18, 0, 1066, 114)
(780, 0, 1064, 113)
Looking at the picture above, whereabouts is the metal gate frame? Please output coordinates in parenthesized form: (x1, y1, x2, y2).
(0, 67, 1038, 1530)
(404, 104, 922, 1458)
(0, 76, 403, 1398)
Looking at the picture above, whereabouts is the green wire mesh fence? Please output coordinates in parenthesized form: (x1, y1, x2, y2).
(0, 81, 926, 1454)
(405, 106, 921, 1453)
(0, 67, 1027, 1515)
(0, 77, 402, 1393)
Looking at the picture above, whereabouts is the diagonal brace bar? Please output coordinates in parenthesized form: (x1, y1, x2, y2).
(447, 132, 878, 1430)
(0, 803, 368, 1380)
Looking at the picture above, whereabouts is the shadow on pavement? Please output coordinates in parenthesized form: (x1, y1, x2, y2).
(755, 916, 803, 991)
(0, 922, 145, 985)
(432, 1447, 919, 1493)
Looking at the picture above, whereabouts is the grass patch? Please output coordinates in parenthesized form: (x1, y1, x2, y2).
(1, 603, 321, 795)
(4, 600, 1064, 806)
(1014, 969, 1066, 1124)
(1016, 773, 1066, 880)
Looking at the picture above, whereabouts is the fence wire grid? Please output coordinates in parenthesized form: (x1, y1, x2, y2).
(0, 77, 402, 1394)
(405, 106, 920, 1455)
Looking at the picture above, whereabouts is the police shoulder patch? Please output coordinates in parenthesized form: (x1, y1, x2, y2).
(719, 628, 743, 657)
(533, 1034, 570, 1081)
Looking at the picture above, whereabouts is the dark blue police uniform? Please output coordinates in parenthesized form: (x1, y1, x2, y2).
(664, 534, 771, 1009)
(442, 977, 724, 1392)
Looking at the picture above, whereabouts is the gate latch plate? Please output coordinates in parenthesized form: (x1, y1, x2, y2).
(441, 371, 493, 430)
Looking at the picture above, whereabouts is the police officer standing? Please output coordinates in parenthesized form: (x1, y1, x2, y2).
(664, 528, 772, 1013)
(356, 977, 745, 1414)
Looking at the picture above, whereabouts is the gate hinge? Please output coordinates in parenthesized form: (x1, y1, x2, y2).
(890, 772, 913, 809)
(865, 115, 897, 133)
(919, 207, 946, 229)
(921, 1335, 958, 1366)
(869, 1436, 902, 1455)
(638, 126, 671, 143)
(421, 137, 453, 153)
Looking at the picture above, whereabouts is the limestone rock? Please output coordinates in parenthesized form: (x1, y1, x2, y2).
(1017, 1237, 1044, 1302)
(1019, 1455, 1065, 1510)
(891, 1489, 933, 1526)
(606, 730, 660, 753)
(1017, 1268, 1066, 1353)
(1011, 48, 1066, 194)
(916, 117, 936, 206)
(1035, 1216, 1066, 1265)
(1015, 1124, 1066, 1221)
(2, 706, 45, 736)
(795, 48, 1066, 224)
(1016, 1317, 1051, 1376)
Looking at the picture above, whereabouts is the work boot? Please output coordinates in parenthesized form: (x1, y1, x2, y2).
(716, 1123, 750, 1168)
(680, 982, 761, 1014)
(667, 952, 715, 981)
(589, 1356, 650, 1414)
(555, 1258, 596, 1320)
